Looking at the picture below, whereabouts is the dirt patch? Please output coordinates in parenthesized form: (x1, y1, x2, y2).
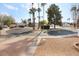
(34, 37, 79, 56)
(0, 38, 32, 56)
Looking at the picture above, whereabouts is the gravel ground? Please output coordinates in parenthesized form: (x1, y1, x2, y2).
(34, 36, 79, 56)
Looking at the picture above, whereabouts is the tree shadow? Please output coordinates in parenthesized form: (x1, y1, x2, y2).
(48, 28, 77, 36)
(6, 30, 33, 37)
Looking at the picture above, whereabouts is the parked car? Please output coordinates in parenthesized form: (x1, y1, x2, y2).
(18, 25, 25, 28)
(3, 25, 8, 28)
(10, 25, 17, 28)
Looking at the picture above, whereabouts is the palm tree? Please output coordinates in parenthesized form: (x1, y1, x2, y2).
(71, 5, 77, 28)
(41, 3, 46, 21)
(28, 18, 31, 23)
(30, 3, 37, 30)
(37, 3, 41, 29)
(77, 7, 79, 28)
(21, 19, 27, 25)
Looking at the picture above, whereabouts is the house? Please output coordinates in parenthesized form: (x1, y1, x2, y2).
(62, 22, 71, 27)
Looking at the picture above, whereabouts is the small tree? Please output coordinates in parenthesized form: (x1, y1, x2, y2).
(47, 4, 62, 29)
(0, 15, 15, 35)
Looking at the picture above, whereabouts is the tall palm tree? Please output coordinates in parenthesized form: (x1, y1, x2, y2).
(41, 3, 46, 21)
(37, 3, 41, 29)
(30, 3, 37, 30)
(71, 6, 77, 28)
(77, 7, 79, 28)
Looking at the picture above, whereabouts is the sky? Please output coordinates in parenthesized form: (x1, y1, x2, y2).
(0, 3, 73, 23)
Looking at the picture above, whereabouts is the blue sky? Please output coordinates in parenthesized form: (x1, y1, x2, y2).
(0, 3, 73, 23)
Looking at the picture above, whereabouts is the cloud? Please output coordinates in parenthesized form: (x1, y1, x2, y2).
(21, 4, 27, 8)
(33, 3, 38, 9)
(20, 4, 30, 12)
(4, 4, 18, 10)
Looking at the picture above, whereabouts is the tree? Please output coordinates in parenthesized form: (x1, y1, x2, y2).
(71, 6, 77, 28)
(0, 14, 15, 27)
(47, 4, 62, 29)
(0, 14, 15, 35)
(21, 19, 27, 26)
(28, 18, 31, 27)
(29, 10, 32, 22)
(28, 18, 31, 23)
(29, 3, 37, 30)
(3, 16, 15, 27)
(0, 14, 5, 27)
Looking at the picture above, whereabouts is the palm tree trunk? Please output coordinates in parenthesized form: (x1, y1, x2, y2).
(32, 3, 35, 30)
(38, 12, 40, 29)
(33, 12, 35, 30)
